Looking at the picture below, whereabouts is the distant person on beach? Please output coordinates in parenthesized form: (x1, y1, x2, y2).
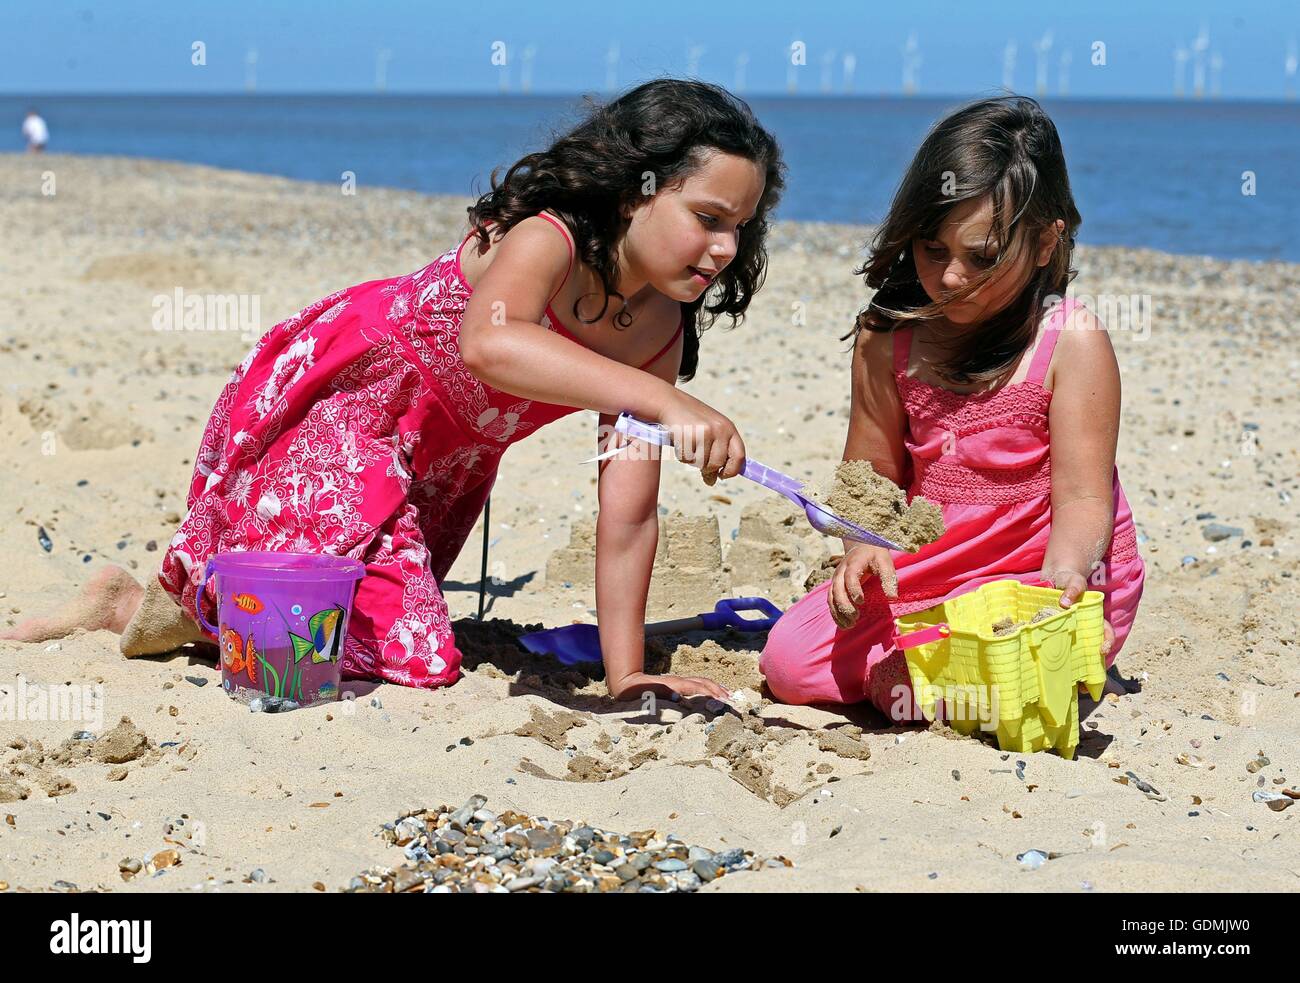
(762, 96, 1145, 714)
(2, 79, 784, 704)
(22, 109, 48, 152)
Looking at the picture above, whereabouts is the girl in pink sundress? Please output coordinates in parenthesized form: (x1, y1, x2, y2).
(761, 96, 1145, 718)
(5, 80, 785, 704)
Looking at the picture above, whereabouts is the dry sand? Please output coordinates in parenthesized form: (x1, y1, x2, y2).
(0, 154, 1297, 893)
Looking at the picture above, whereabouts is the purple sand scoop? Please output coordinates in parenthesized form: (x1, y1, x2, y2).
(593, 412, 907, 551)
(519, 596, 783, 666)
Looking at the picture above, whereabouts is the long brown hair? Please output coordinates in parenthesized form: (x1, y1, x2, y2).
(847, 95, 1081, 385)
(466, 78, 785, 382)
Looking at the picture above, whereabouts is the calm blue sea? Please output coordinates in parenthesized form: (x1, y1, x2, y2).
(5, 94, 1298, 262)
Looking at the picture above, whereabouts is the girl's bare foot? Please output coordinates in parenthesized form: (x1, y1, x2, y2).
(0, 565, 144, 643)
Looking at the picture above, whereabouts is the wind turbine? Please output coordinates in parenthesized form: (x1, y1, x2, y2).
(1174, 44, 1189, 98)
(787, 38, 799, 94)
(604, 42, 620, 93)
(842, 51, 857, 94)
(820, 49, 837, 93)
(902, 32, 921, 96)
(1287, 39, 1298, 100)
(521, 45, 536, 94)
(1210, 51, 1223, 98)
(1192, 24, 1209, 99)
(687, 44, 706, 77)
(244, 47, 258, 93)
(1033, 30, 1053, 97)
(375, 49, 392, 93)
(735, 51, 750, 93)
(1003, 39, 1018, 91)
(1058, 49, 1072, 97)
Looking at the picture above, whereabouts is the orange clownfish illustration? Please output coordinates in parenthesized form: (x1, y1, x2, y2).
(231, 592, 264, 615)
(221, 628, 260, 685)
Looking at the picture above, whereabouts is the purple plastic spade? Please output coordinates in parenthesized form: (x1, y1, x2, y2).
(606, 412, 906, 551)
(519, 596, 783, 666)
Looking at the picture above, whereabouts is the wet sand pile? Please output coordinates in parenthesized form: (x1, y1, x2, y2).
(1, 716, 160, 802)
(801, 460, 946, 552)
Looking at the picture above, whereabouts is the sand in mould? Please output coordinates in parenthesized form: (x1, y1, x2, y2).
(801, 460, 946, 552)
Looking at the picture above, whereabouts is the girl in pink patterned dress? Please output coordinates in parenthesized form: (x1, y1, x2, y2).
(761, 96, 1145, 717)
(5, 80, 784, 703)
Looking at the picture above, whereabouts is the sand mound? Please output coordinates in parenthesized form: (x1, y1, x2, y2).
(801, 460, 945, 552)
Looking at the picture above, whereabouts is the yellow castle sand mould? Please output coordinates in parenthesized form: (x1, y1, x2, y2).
(801, 460, 946, 553)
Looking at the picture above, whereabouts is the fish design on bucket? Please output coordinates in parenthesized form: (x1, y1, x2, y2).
(231, 592, 265, 614)
(221, 628, 260, 685)
(289, 605, 347, 665)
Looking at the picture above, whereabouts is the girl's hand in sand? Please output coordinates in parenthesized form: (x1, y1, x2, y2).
(830, 545, 898, 630)
(1050, 569, 1115, 658)
(607, 671, 731, 702)
(656, 390, 745, 486)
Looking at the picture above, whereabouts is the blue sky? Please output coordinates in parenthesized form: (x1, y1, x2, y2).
(6, 0, 1299, 100)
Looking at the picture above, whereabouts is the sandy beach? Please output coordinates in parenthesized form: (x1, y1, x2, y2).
(1, 153, 1296, 893)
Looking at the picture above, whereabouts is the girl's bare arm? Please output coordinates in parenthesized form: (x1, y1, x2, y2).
(593, 334, 729, 701)
(1043, 306, 1121, 595)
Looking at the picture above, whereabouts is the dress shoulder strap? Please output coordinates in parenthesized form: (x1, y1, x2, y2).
(1026, 297, 1077, 386)
(639, 313, 685, 370)
(536, 210, 577, 304)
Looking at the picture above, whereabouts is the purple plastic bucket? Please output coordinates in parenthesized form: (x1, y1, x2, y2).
(194, 551, 366, 709)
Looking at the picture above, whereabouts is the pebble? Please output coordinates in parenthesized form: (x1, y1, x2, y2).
(37, 526, 53, 552)
(1252, 791, 1292, 811)
(72, 731, 95, 741)
(248, 868, 268, 883)
(653, 859, 688, 872)
(1202, 523, 1243, 542)
(1016, 850, 1048, 870)
(692, 859, 719, 881)
(185, 676, 208, 687)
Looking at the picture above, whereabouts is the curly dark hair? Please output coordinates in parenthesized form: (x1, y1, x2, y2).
(466, 78, 785, 381)
(846, 95, 1081, 385)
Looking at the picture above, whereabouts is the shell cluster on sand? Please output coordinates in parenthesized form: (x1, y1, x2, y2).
(800, 460, 945, 552)
(347, 795, 790, 893)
